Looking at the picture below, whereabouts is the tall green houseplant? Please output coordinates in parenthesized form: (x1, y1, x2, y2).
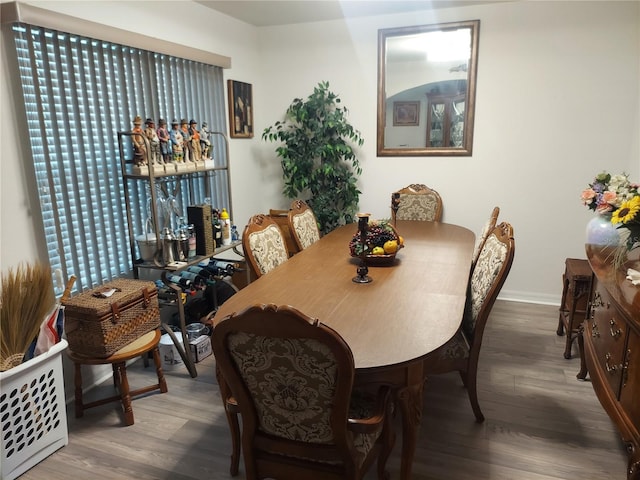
(263, 81, 364, 235)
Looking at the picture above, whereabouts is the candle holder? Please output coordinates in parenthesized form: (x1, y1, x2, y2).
(391, 192, 400, 227)
(352, 213, 372, 284)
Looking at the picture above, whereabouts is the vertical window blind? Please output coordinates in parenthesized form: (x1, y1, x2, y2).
(11, 23, 229, 294)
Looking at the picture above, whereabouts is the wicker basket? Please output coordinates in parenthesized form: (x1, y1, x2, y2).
(64, 279, 159, 358)
(349, 219, 404, 266)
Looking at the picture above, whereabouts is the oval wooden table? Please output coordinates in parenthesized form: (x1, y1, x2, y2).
(214, 220, 475, 479)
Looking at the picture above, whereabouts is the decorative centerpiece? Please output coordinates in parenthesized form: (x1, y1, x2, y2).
(581, 171, 640, 267)
(349, 218, 404, 266)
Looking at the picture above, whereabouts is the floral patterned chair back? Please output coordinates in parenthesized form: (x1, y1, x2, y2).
(288, 200, 321, 251)
(392, 184, 443, 223)
(463, 222, 515, 340)
(471, 206, 500, 270)
(212, 304, 395, 480)
(422, 222, 514, 423)
(242, 214, 289, 278)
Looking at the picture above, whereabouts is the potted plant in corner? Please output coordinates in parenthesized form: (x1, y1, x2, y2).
(262, 81, 364, 235)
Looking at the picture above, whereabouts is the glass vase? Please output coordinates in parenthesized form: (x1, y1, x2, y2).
(585, 212, 629, 269)
(585, 213, 620, 247)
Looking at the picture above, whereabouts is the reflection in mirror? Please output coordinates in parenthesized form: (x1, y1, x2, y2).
(377, 20, 480, 156)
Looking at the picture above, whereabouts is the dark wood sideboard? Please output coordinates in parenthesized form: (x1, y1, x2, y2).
(580, 246, 640, 479)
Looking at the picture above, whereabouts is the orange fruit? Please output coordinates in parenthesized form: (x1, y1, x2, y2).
(383, 240, 398, 254)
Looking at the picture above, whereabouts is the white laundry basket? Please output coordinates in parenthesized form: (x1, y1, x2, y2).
(0, 339, 69, 480)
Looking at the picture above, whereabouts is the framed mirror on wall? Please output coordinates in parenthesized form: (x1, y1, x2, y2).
(377, 20, 480, 156)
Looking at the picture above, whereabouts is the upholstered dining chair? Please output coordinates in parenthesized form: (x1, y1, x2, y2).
(287, 199, 321, 251)
(242, 214, 289, 279)
(215, 368, 241, 476)
(422, 221, 515, 423)
(391, 183, 443, 224)
(471, 206, 500, 270)
(268, 208, 300, 257)
(212, 303, 395, 480)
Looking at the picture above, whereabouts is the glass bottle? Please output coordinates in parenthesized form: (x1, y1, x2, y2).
(220, 208, 231, 246)
(212, 209, 222, 247)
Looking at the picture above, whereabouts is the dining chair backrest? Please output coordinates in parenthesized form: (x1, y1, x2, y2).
(242, 214, 289, 278)
(462, 221, 515, 347)
(212, 303, 393, 480)
(268, 208, 300, 257)
(423, 221, 514, 423)
(287, 200, 321, 251)
(471, 206, 500, 270)
(392, 184, 443, 223)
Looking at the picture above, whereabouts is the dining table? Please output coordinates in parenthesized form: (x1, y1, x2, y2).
(213, 219, 475, 479)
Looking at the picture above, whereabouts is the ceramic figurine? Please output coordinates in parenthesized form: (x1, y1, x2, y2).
(157, 118, 171, 164)
(188, 120, 202, 162)
(144, 118, 162, 165)
(131, 115, 147, 166)
(200, 122, 212, 160)
(180, 118, 192, 163)
(169, 119, 184, 163)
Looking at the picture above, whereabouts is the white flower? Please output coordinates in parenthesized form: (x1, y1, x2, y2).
(605, 173, 635, 207)
(609, 174, 629, 188)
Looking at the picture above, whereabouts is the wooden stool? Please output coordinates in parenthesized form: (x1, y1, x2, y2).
(67, 329, 167, 426)
(556, 258, 593, 359)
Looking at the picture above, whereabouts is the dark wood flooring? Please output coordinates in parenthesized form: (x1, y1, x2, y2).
(16, 300, 628, 479)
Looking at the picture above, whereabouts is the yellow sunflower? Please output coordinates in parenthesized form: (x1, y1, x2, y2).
(611, 196, 640, 224)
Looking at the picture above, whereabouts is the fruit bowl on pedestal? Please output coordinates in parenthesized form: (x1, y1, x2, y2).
(349, 219, 404, 266)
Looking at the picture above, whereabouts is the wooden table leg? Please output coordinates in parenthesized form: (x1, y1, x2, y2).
(73, 362, 84, 418)
(557, 274, 568, 336)
(116, 361, 134, 426)
(395, 364, 425, 480)
(152, 346, 168, 394)
(216, 365, 240, 476)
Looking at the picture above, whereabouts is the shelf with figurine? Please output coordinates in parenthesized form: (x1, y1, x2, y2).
(122, 116, 218, 178)
(118, 114, 234, 379)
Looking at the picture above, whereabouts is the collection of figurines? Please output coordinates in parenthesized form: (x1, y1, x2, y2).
(130, 115, 214, 175)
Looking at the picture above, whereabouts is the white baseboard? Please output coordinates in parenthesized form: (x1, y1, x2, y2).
(498, 289, 560, 306)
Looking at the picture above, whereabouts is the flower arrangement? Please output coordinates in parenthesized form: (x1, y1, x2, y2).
(581, 172, 639, 214)
(581, 171, 640, 253)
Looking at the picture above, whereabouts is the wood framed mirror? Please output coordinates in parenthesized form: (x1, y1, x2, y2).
(377, 20, 480, 156)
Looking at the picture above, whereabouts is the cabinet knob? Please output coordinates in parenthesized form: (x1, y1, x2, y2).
(592, 291, 604, 308)
(605, 352, 620, 374)
(609, 318, 622, 338)
(622, 349, 631, 388)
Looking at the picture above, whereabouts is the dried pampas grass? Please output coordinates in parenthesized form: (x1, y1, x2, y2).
(1, 262, 55, 371)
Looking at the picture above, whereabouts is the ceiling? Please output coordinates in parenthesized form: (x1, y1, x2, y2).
(195, 1, 510, 27)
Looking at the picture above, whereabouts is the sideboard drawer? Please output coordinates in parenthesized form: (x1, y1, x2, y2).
(584, 248, 640, 480)
(620, 329, 640, 432)
(590, 287, 628, 396)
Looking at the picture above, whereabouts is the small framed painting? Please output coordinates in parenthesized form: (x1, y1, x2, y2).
(393, 101, 420, 126)
(227, 80, 253, 138)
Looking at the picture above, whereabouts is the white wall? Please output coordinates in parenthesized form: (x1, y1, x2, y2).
(253, 0, 640, 304)
(2, 0, 639, 308)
